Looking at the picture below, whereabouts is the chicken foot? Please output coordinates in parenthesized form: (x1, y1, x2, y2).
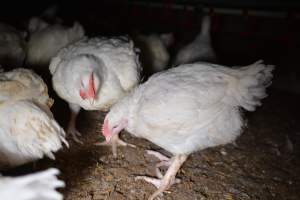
(94, 133, 136, 157)
(135, 154, 187, 200)
(145, 150, 173, 178)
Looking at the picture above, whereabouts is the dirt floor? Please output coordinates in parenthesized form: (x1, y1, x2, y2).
(3, 87, 299, 200)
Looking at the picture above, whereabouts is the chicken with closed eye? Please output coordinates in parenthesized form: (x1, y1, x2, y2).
(50, 36, 141, 144)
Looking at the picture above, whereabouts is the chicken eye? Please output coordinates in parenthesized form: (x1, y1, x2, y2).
(80, 80, 84, 87)
(112, 125, 118, 129)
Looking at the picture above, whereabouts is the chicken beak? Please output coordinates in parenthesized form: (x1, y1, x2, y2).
(105, 134, 112, 142)
(89, 98, 95, 106)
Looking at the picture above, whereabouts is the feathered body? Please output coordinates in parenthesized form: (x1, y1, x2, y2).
(0, 69, 67, 168)
(0, 168, 64, 200)
(106, 60, 273, 154)
(0, 23, 26, 67)
(26, 22, 85, 67)
(0, 68, 53, 106)
(103, 60, 274, 199)
(50, 36, 141, 111)
(50, 36, 140, 142)
(173, 15, 216, 65)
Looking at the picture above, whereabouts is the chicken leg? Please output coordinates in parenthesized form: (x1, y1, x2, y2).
(135, 153, 187, 200)
(95, 133, 136, 157)
(67, 103, 82, 144)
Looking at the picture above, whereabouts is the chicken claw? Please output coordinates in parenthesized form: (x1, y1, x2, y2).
(67, 126, 83, 144)
(94, 133, 136, 157)
(135, 154, 187, 200)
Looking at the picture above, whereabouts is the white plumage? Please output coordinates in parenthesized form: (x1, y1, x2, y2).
(102, 60, 274, 199)
(0, 69, 67, 168)
(50, 36, 141, 142)
(0, 23, 26, 67)
(0, 68, 53, 106)
(26, 21, 85, 67)
(173, 15, 216, 65)
(0, 168, 64, 200)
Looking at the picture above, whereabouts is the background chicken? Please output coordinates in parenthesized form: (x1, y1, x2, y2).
(27, 4, 62, 34)
(0, 68, 68, 168)
(101, 60, 274, 199)
(26, 21, 85, 69)
(133, 32, 174, 78)
(173, 15, 217, 65)
(0, 168, 64, 200)
(0, 23, 26, 68)
(50, 36, 141, 143)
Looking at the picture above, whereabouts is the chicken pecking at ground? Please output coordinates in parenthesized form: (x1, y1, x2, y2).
(26, 19, 85, 69)
(0, 68, 68, 169)
(50, 36, 141, 144)
(173, 15, 217, 66)
(0, 168, 64, 200)
(101, 60, 274, 199)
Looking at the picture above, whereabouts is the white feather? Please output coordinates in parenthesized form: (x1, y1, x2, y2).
(0, 69, 67, 168)
(26, 22, 85, 67)
(0, 68, 53, 107)
(0, 168, 64, 200)
(0, 100, 67, 168)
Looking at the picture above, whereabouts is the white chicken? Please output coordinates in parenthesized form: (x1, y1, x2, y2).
(0, 68, 53, 106)
(26, 21, 85, 67)
(27, 17, 50, 34)
(133, 33, 173, 77)
(101, 60, 274, 199)
(50, 36, 141, 144)
(0, 68, 68, 168)
(0, 22, 26, 67)
(0, 168, 64, 200)
(173, 15, 216, 65)
(27, 4, 62, 34)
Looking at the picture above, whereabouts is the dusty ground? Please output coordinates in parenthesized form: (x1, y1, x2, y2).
(3, 88, 300, 200)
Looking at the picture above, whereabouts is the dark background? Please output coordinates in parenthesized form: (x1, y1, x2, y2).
(1, 0, 300, 73)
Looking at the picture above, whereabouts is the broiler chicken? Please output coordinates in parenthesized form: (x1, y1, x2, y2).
(28, 4, 62, 34)
(0, 23, 26, 67)
(50, 36, 141, 144)
(26, 21, 85, 68)
(133, 32, 173, 77)
(101, 60, 274, 199)
(173, 15, 216, 65)
(0, 68, 68, 168)
(0, 168, 64, 200)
